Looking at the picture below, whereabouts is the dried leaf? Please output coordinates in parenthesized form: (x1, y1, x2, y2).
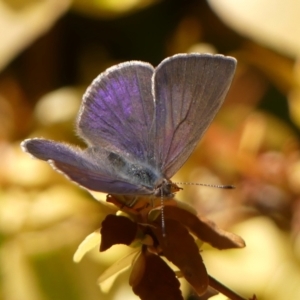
(152, 219, 208, 296)
(163, 205, 245, 249)
(130, 249, 183, 300)
(100, 214, 138, 251)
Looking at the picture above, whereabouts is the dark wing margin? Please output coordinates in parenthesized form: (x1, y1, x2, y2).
(77, 62, 156, 164)
(21, 139, 152, 195)
(152, 53, 236, 178)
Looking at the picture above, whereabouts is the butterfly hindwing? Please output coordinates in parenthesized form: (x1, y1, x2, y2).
(22, 139, 153, 195)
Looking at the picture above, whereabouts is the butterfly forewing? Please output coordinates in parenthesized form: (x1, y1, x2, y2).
(77, 62, 155, 164)
(153, 54, 236, 178)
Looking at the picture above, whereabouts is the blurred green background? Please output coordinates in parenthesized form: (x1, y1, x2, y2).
(0, 0, 300, 299)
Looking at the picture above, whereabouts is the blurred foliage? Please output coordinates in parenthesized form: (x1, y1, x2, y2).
(0, 0, 300, 299)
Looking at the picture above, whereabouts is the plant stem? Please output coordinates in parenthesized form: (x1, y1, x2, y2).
(208, 275, 247, 300)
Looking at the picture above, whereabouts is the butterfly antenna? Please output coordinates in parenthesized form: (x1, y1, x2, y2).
(175, 182, 235, 189)
(160, 188, 166, 237)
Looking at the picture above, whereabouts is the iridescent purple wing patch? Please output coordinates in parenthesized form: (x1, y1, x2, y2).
(22, 53, 236, 197)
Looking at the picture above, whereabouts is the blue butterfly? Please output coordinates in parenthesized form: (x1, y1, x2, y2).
(22, 53, 236, 198)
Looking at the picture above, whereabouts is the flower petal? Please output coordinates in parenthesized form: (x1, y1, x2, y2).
(98, 248, 140, 284)
(73, 231, 101, 263)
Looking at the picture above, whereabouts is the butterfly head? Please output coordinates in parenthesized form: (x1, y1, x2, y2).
(154, 178, 181, 198)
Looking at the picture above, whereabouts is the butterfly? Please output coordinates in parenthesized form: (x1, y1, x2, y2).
(21, 53, 236, 199)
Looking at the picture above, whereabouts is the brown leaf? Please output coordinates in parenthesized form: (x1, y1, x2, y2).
(100, 214, 138, 251)
(130, 249, 183, 300)
(190, 287, 218, 300)
(163, 205, 245, 249)
(152, 219, 208, 296)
